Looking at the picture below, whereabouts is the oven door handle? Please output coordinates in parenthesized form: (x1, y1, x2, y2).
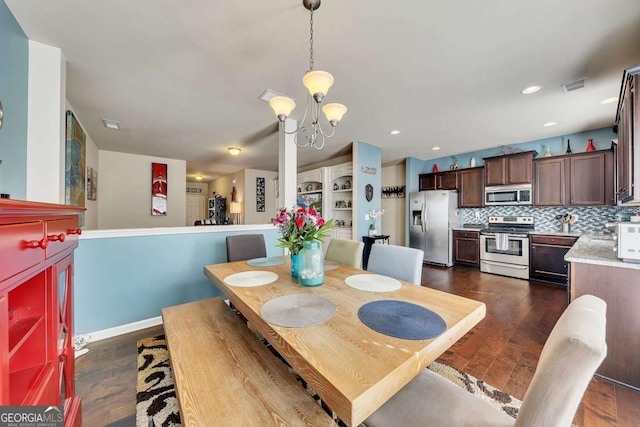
(481, 260, 528, 270)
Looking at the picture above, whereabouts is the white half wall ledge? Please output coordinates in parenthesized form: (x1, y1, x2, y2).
(80, 223, 277, 239)
(85, 316, 163, 343)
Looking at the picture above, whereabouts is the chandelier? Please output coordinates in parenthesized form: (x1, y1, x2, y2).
(268, 0, 347, 150)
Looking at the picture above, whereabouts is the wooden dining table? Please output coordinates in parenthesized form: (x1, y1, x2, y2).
(203, 258, 486, 427)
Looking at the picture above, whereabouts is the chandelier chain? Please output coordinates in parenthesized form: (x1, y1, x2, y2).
(309, 5, 314, 70)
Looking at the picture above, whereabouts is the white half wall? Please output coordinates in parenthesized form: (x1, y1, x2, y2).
(26, 40, 66, 204)
(98, 151, 186, 229)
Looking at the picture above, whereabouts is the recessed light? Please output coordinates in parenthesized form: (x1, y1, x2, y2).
(521, 85, 542, 95)
(101, 118, 120, 130)
(600, 97, 618, 105)
(432, 146, 441, 151)
(195, 175, 203, 181)
(389, 130, 400, 135)
(542, 122, 557, 127)
(228, 147, 241, 156)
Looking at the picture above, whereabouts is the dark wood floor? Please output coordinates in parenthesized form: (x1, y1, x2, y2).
(75, 265, 640, 426)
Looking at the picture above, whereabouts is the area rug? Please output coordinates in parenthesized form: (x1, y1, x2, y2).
(136, 335, 521, 427)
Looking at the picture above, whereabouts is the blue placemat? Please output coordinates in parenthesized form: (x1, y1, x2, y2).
(358, 300, 447, 340)
(246, 257, 286, 267)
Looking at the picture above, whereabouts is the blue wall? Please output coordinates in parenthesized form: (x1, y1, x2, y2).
(74, 229, 281, 334)
(354, 141, 381, 240)
(424, 127, 616, 172)
(0, 0, 29, 198)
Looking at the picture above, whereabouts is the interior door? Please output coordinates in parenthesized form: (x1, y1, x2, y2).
(186, 195, 206, 226)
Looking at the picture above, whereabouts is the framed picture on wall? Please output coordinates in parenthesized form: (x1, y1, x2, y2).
(87, 166, 97, 200)
(256, 177, 265, 212)
(152, 162, 168, 215)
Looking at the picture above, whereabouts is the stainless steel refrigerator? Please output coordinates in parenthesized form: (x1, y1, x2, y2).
(409, 190, 459, 266)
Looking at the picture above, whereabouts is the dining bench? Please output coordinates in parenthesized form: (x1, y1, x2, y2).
(161, 297, 336, 427)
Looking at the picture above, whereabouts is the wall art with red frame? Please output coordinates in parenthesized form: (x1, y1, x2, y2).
(151, 162, 168, 215)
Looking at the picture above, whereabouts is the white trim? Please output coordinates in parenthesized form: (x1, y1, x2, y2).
(87, 316, 164, 342)
(80, 224, 276, 240)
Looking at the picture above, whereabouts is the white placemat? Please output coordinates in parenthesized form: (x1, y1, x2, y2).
(260, 294, 336, 328)
(246, 257, 286, 267)
(344, 274, 402, 292)
(324, 260, 339, 271)
(224, 271, 279, 287)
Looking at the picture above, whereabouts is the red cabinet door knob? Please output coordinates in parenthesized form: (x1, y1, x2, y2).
(26, 238, 48, 249)
(67, 228, 82, 235)
(48, 233, 66, 242)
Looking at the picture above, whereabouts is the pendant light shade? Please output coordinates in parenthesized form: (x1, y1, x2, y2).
(321, 103, 347, 125)
(269, 96, 296, 120)
(265, 0, 346, 149)
(302, 70, 334, 98)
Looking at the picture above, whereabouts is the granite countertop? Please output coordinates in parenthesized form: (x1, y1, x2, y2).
(452, 227, 482, 231)
(565, 234, 640, 270)
(529, 230, 582, 238)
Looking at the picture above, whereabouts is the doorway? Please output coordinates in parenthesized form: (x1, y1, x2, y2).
(186, 195, 206, 226)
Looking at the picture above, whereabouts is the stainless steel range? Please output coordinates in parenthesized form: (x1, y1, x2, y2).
(480, 216, 535, 279)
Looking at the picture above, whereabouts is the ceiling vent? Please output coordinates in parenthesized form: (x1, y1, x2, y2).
(561, 78, 586, 93)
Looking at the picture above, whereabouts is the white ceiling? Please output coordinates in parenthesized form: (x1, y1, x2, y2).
(6, 0, 640, 182)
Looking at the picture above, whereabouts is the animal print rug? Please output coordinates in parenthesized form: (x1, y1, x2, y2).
(136, 334, 521, 427)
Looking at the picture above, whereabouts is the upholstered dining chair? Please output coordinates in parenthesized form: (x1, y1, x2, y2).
(366, 244, 424, 285)
(226, 234, 267, 262)
(364, 294, 607, 427)
(325, 238, 365, 268)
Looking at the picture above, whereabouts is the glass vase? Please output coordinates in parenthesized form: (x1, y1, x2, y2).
(297, 240, 324, 287)
(290, 254, 299, 278)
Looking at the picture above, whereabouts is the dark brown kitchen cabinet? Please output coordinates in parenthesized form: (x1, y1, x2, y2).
(418, 171, 458, 191)
(533, 150, 615, 207)
(453, 230, 480, 266)
(533, 157, 565, 206)
(484, 151, 537, 186)
(570, 260, 640, 389)
(458, 167, 484, 207)
(530, 234, 578, 284)
(615, 66, 640, 204)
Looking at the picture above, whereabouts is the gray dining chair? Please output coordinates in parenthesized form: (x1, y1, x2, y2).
(366, 244, 424, 285)
(325, 238, 365, 268)
(364, 294, 607, 427)
(226, 234, 267, 262)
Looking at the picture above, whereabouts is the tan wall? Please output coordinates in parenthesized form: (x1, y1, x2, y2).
(98, 151, 186, 229)
(381, 164, 406, 246)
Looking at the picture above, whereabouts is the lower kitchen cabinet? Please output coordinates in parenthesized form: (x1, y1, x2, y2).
(529, 234, 578, 284)
(569, 260, 640, 389)
(453, 230, 480, 266)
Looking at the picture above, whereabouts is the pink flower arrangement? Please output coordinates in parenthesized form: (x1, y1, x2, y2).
(272, 207, 335, 254)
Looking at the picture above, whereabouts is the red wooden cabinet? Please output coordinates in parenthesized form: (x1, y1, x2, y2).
(0, 199, 83, 427)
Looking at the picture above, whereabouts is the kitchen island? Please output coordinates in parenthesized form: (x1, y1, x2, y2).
(565, 235, 640, 390)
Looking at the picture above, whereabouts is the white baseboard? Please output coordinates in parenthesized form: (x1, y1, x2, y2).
(86, 316, 163, 343)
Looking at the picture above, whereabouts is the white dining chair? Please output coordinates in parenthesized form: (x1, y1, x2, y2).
(364, 294, 607, 427)
(366, 244, 424, 285)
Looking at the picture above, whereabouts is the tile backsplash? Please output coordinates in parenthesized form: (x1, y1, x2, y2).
(460, 206, 640, 233)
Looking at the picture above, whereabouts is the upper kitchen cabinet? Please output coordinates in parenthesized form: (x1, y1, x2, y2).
(484, 151, 537, 186)
(458, 167, 484, 208)
(534, 150, 615, 207)
(418, 170, 458, 191)
(615, 65, 640, 204)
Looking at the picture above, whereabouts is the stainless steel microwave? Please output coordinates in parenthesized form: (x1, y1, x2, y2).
(485, 184, 532, 206)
